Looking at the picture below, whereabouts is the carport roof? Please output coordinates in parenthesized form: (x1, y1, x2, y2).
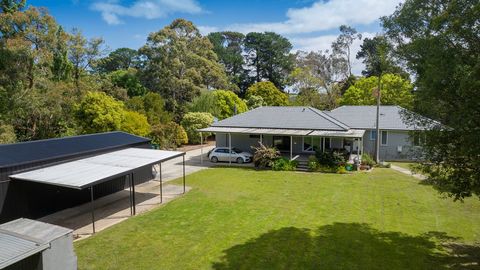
(199, 127, 365, 138)
(9, 148, 184, 190)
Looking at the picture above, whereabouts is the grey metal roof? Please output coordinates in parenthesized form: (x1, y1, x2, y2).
(199, 126, 365, 138)
(0, 218, 72, 244)
(328, 105, 425, 130)
(212, 106, 349, 131)
(9, 148, 184, 189)
(0, 231, 48, 269)
(0, 131, 151, 169)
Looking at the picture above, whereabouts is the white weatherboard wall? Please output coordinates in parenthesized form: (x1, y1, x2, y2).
(362, 129, 416, 161)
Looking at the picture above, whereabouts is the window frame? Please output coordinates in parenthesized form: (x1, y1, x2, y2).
(381, 130, 388, 146)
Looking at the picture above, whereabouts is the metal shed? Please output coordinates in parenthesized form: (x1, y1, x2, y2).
(0, 218, 76, 270)
(9, 148, 186, 234)
(0, 132, 152, 223)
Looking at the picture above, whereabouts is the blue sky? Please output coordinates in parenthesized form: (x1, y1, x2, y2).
(28, 0, 403, 74)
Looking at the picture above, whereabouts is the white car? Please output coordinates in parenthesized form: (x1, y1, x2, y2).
(208, 147, 253, 164)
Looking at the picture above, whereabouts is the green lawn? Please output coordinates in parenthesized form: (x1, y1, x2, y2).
(75, 168, 480, 270)
(391, 162, 416, 171)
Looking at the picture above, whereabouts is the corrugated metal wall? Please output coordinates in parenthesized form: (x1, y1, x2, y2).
(0, 143, 152, 223)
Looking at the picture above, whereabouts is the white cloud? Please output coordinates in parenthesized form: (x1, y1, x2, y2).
(292, 32, 377, 75)
(223, 0, 402, 34)
(197, 25, 219, 36)
(92, 0, 203, 25)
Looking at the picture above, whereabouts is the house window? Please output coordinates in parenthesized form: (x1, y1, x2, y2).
(381, 131, 388, 146)
(370, 130, 388, 145)
(303, 137, 313, 152)
(324, 138, 331, 150)
(249, 134, 260, 139)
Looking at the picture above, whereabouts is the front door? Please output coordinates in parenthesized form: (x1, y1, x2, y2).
(273, 136, 290, 152)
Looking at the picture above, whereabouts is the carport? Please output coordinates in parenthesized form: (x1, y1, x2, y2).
(9, 148, 185, 234)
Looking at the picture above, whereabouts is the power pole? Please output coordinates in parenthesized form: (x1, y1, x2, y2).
(374, 73, 382, 163)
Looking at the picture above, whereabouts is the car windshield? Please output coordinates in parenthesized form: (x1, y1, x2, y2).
(232, 148, 242, 153)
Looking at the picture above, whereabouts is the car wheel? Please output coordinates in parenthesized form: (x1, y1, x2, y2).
(211, 156, 218, 163)
(236, 157, 244, 164)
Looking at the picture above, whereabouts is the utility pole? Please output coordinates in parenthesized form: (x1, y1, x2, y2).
(375, 73, 382, 163)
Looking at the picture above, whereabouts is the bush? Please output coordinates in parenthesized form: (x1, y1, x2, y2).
(272, 157, 298, 171)
(121, 110, 151, 137)
(180, 112, 214, 144)
(151, 122, 188, 149)
(212, 90, 248, 120)
(336, 166, 348, 174)
(315, 151, 345, 167)
(245, 81, 289, 106)
(251, 143, 280, 168)
(361, 153, 376, 166)
(307, 155, 319, 171)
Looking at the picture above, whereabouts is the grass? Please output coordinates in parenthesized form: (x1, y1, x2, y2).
(75, 168, 480, 270)
(391, 162, 416, 171)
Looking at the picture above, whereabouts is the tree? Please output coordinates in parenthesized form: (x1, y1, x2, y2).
(51, 26, 73, 81)
(293, 51, 347, 109)
(0, 122, 16, 143)
(180, 112, 214, 144)
(0, 0, 25, 13)
(120, 110, 151, 137)
(95, 48, 140, 73)
(187, 90, 221, 117)
(212, 90, 248, 119)
(109, 69, 146, 97)
(207, 31, 246, 92)
(244, 32, 294, 90)
(125, 92, 171, 125)
(139, 19, 230, 119)
(293, 88, 325, 109)
(68, 28, 105, 93)
(341, 74, 414, 108)
(356, 36, 408, 78)
(150, 122, 188, 149)
(382, 0, 480, 200)
(332, 25, 362, 77)
(75, 91, 124, 133)
(245, 95, 265, 109)
(245, 82, 289, 106)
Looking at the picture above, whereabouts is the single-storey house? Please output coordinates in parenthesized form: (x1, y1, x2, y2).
(199, 105, 432, 161)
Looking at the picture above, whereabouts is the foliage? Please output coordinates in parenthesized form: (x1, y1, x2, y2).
(75, 91, 125, 133)
(0, 122, 16, 143)
(245, 95, 265, 109)
(186, 90, 221, 116)
(109, 69, 147, 97)
(315, 151, 345, 168)
(293, 50, 346, 110)
(125, 92, 171, 125)
(68, 28, 105, 92)
(292, 88, 324, 109)
(150, 122, 188, 149)
(0, 0, 25, 13)
(120, 110, 151, 137)
(212, 90, 247, 119)
(272, 157, 298, 171)
(356, 36, 408, 79)
(332, 25, 362, 77)
(361, 153, 376, 167)
(245, 82, 288, 106)
(382, 0, 480, 200)
(139, 19, 230, 119)
(244, 32, 294, 90)
(251, 142, 280, 168)
(207, 31, 245, 92)
(180, 112, 214, 144)
(341, 74, 414, 108)
(95, 48, 140, 73)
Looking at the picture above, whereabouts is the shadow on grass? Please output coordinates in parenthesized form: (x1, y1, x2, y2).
(212, 223, 480, 270)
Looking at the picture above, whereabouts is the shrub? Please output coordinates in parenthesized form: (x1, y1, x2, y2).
(151, 122, 188, 149)
(307, 155, 319, 171)
(315, 151, 345, 167)
(121, 110, 151, 137)
(212, 90, 248, 120)
(180, 112, 214, 144)
(245, 81, 289, 106)
(272, 157, 298, 171)
(336, 166, 348, 174)
(251, 143, 280, 168)
(361, 153, 376, 166)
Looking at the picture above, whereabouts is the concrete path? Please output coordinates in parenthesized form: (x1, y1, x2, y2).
(390, 164, 426, 180)
(40, 145, 215, 240)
